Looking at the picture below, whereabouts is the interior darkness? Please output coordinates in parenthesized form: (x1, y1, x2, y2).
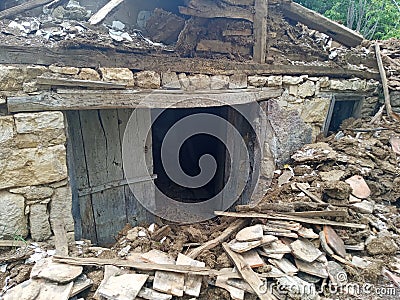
(152, 107, 229, 203)
(328, 100, 358, 132)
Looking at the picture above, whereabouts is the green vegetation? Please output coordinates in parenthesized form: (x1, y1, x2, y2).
(294, 0, 400, 39)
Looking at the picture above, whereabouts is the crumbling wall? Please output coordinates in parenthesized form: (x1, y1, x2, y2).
(0, 65, 73, 242)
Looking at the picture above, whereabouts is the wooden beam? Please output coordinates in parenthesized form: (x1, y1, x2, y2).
(88, 0, 125, 25)
(36, 76, 127, 89)
(0, 0, 53, 19)
(214, 211, 367, 229)
(7, 88, 283, 112)
(0, 46, 380, 79)
(179, 0, 254, 21)
(196, 40, 251, 55)
(0, 240, 27, 247)
(281, 2, 364, 48)
(253, 0, 268, 63)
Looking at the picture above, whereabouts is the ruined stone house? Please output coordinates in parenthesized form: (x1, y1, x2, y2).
(0, 0, 390, 246)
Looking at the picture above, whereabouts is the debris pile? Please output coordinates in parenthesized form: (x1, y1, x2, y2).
(1, 116, 399, 299)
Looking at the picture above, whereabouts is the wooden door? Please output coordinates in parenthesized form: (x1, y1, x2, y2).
(66, 109, 154, 246)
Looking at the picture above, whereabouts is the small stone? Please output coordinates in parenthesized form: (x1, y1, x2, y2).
(322, 181, 352, 201)
(248, 75, 267, 87)
(269, 258, 298, 275)
(100, 68, 134, 85)
(49, 65, 79, 75)
(319, 170, 345, 182)
(278, 170, 293, 186)
(161, 72, 180, 89)
(112, 20, 125, 31)
(351, 256, 372, 268)
(229, 235, 276, 253)
(77, 68, 100, 81)
(9, 186, 53, 200)
(31, 257, 83, 283)
(0, 191, 27, 239)
(211, 75, 229, 90)
(290, 238, 323, 263)
(30, 204, 52, 241)
(390, 136, 400, 155)
(14, 111, 64, 134)
(324, 226, 346, 258)
(22, 81, 38, 93)
(288, 85, 298, 96)
(3, 280, 41, 300)
(298, 81, 316, 98)
(327, 261, 347, 286)
(319, 77, 330, 88)
(98, 274, 148, 299)
(241, 250, 265, 268)
(283, 76, 304, 85)
(345, 175, 371, 199)
(141, 249, 175, 264)
(351, 200, 374, 214)
(260, 239, 291, 257)
(366, 236, 398, 255)
(135, 71, 161, 89)
(297, 227, 319, 239)
(236, 224, 264, 242)
(178, 73, 190, 90)
(229, 73, 247, 89)
(0, 116, 15, 145)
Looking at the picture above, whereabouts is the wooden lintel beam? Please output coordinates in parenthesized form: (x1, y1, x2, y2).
(7, 88, 283, 112)
(281, 2, 364, 48)
(253, 0, 268, 63)
(0, 0, 53, 19)
(0, 46, 380, 80)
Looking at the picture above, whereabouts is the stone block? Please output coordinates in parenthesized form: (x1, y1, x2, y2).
(30, 204, 52, 241)
(0, 66, 25, 91)
(229, 74, 247, 89)
(248, 75, 267, 87)
(135, 71, 161, 89)
(0, 191, 27, 238)
(14, 128, 66, 149)
(22, 82, 38, 93)
(391, 91, 400, 107)
(50, 186, 74, 232)
(0, 145, 68, 189)
(100, 68, 134, 86)
(288, 85, 298, 97)
(49, 65, 79, 75)
(25, 66, 48, 79)
(319, 77, 330, 88)
(0, 116, 15, 145)
(188, 74, 210, 90)
(9, 186, 54, 200)
(267, 76, 282, 87)
(211, 75, 229, 90)
(14, 111, 64, 134)
(161, 72, 180, 89)
(283, 76, 303, 85)
(77, 68, 100, 81)
(301, 98, 330, 124)
(178, 73, 190, 90)
(298, 81, 316, 98)
(330, 78, 367, 91)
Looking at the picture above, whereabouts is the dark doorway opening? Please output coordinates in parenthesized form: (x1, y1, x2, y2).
(324, 95, 363, 135)
(151, 107, 228, 203)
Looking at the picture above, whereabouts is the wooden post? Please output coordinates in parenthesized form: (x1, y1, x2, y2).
(253, 0, 268, 63)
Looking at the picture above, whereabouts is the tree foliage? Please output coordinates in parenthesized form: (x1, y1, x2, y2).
(294, 0, 400, 39)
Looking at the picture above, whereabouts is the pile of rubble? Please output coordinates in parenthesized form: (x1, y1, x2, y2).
(1, 116, 399, 299)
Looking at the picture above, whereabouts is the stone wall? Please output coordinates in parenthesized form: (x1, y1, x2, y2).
(0, 63, 381, 241)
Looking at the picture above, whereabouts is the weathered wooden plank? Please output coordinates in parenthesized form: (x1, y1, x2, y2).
(179, 0, 254, 21)
(0, 240, 27, 247)
(79, 110, 127, 246)
(0, 0, 53, 19)
(214, 211, 368, 229)
(197, 40, 251, 55)
(36, 76, 127, 89)
(88, 0, 125, 25)
(221, 0, 254, 5)
(281, 2, 364, 48)
(222, 243, 276, 299)
(65, 111, 97, 243)
(7, 88, 283, 112)
(0, 46, 379, 79)
(253, 0, 268, 63)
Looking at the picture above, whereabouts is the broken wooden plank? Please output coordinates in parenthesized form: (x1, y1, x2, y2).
(88, 0, 125, 25)
(221, 0, 254, 5)
(222, 242, 276, 300)
(7, 88, 283, 112)
(53, 256, 211, 275)
(286, 210, 348, 218)
(188, 218, 248, 259)
(295, 183, 325, 204)
(0, 240, 27, 247)
(281, 2, 364, 48)
(70, 275, 93, 298)
(179, 0, 254, 21)
(36, 76, 127, 89)
(0, 45, 380, 79)
(0, 0, 53, 20)
(214, 211, 367, 229)
(253, 0, 268, 63)
(53, 219, 69, 256)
